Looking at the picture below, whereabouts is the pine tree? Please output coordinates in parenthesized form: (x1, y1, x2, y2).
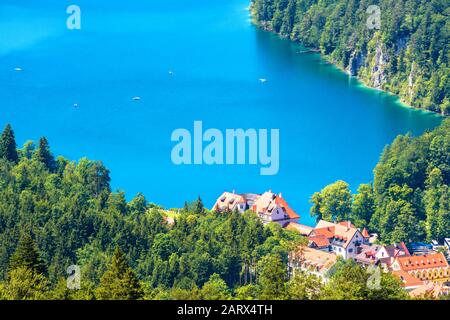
(9, 234, 46, 275)
(194, 196, 205, 214)
(0, 124, 19, 163)
(34, 137, 55, 172)
(183, 201, 190, 213)
(95, 247, 143, 300)
(257, 254, 287, 299)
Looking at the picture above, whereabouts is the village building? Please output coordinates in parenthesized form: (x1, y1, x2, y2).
(376, 242, 411, 270)
(361, 228, 370, 244)
(212, 191, 251, 213)
(393, 270, 450, 298)
(408, 282, 449, 299)
(307, 220, 366, 259)
(391, 270, 426, 291)
(390, 253, 450, 287)
(353, 244, 383, 267)
(376, 242, 411, 260)
(288, 246, 337, 282)
(409, 242, 435, 255)
(308, 235, 330, 252)
(212, 190, 299, 225)
(251, 191, 300, 225)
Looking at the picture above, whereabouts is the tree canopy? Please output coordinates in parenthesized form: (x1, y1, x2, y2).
(251, 0, 450, 114)
(310, 119, 449, 244)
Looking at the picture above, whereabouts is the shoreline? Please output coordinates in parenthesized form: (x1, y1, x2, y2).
(249, 14, 446, 118)
(323, 54, 444, 118)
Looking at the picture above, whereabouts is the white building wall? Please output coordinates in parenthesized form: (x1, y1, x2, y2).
(346, 232, 362, 258)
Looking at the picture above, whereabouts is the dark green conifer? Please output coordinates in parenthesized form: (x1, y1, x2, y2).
(194, 196, 205, 214)
(96, 248, 143, 300)
(9, 233, 46, 275)
(34, 137, 55, 171)
(0, 124, 18, 163)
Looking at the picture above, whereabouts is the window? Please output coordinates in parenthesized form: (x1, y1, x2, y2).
(349, 248, 353, 253)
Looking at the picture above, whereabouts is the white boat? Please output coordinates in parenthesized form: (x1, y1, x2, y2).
(259, 78, 267, 83)
(14, 67, 23, 72)
(132, 96, 141, 101)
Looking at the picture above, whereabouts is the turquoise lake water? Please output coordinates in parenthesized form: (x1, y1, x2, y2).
(0, 0, 443, 226)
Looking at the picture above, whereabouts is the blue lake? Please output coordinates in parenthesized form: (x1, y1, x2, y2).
(0, 0, 442, 226)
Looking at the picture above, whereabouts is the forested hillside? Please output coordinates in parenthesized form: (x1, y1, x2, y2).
(311, 119, 450, 244)
(251, 0, 449, 114)
(0, 124, 304, 298)
(0, 124, 411, 300)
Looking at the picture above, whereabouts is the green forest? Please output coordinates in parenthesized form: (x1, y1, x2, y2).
(311, 119, 449, 244)
(3, 122, 447, 300)
(251, 0, 449, 114)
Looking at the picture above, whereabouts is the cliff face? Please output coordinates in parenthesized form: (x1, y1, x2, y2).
(370, 41, 387, 89)
(347, 51, 366, 77)
(251, 0, 449, 115)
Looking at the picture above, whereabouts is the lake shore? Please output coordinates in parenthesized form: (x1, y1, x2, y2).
(249, 10, 446, 118)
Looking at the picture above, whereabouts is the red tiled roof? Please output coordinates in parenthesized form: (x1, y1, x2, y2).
(308, 235, 330, 248)
(395, 253, 449, 271)
(338, 221, 356, 228)
(384, 242, 411, 258)
(313, 226, 335, 238)
(275, 196, 300, 219)
(391, 270, 423, 288)
(312, 220, 359, 249)
(362, 228, 370, 238)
